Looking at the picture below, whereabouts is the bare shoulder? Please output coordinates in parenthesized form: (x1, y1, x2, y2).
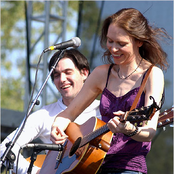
(86, 64, 111, 91)
(142, 61, 164, 79)
(145, 65, 164, 93)
(151, 66, 164, 79)
(92, 64, 111, 74)
(142, 59, 164, 78)
(90, 64, 111, 81)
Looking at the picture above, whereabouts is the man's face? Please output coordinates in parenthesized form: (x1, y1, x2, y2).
(53, 57, 89, 106)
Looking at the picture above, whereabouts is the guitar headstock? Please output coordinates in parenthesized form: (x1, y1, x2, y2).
(157, 106, 174, 128)
(122, 105, 155, 123)
(121, 96, 159, 123)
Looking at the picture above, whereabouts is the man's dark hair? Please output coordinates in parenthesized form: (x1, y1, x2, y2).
(48, 49, 90, 81)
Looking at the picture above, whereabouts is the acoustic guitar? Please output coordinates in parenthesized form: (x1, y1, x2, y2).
(40, 102, 164, 174)
(14, 106, 173, 174)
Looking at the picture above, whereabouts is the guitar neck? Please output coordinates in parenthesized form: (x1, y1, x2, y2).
(80, 124, 109, 147)
(79, 106, 174, 148)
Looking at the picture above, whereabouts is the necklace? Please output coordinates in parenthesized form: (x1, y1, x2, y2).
(117, 58, 143, 80)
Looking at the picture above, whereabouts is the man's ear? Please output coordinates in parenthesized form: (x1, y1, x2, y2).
(81, 68, 89, 82)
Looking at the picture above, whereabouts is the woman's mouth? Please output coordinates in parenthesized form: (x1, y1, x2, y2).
(112, 54, 122, 58)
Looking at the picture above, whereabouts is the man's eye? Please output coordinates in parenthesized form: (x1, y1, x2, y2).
(54, 73, 59, 78)
(65, 70, 73, 75)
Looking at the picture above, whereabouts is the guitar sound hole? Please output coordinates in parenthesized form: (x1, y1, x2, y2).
(69, 137, 82, 156)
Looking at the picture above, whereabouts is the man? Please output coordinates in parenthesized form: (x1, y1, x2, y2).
(0, 49, 100, 174)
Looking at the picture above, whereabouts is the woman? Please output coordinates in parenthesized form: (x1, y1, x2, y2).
(50, 8, 170, 174)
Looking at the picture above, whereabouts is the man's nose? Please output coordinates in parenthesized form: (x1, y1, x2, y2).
(60, 73, 66, 82)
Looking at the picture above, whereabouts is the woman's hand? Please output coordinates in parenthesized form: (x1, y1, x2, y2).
(107, 111, 136, 135)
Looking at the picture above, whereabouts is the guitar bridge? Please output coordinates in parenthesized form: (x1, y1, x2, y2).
(54, 140, 68, 169)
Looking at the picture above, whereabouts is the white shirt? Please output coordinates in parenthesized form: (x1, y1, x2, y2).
(0, 98, 101, 174)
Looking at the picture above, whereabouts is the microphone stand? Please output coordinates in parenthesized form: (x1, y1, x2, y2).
(2, 142, 16, 174)
(0, 49, 65, 173)
(26, 143, 64, 174)
(27, 149, 42, 174)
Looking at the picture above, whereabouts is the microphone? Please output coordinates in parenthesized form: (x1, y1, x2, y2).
(22, 143, 64, 151)
(43, 37, 81, 53)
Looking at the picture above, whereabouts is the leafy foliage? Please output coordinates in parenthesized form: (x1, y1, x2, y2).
(1, 77, 24, 111)
(1, 2, 25, 59)
(1, 1, 26, 111)
(1, 1, 79, 111)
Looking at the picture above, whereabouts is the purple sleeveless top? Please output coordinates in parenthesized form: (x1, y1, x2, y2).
(99, 64, 151, 174)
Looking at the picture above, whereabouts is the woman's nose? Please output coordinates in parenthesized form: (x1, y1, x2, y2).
(111, 43, 119, 52)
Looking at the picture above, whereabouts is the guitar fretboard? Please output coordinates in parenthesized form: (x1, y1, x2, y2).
(80, 124, 109, 147)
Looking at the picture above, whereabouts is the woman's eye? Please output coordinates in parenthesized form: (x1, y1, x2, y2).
(107, 39, 113, 43)
(118, 42, 126, 46)
(108, 40, 113, 43)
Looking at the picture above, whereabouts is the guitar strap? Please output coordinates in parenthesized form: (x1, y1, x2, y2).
(130, 65, 154, 111)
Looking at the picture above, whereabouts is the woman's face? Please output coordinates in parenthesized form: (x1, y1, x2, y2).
(106, 23, 141, 65)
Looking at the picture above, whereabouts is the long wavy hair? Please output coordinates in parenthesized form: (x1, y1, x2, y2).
(100, 8, 171, 70)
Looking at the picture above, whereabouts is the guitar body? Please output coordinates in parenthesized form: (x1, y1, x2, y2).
(40, 117, 113, 174)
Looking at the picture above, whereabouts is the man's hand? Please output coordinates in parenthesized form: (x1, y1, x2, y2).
(50, 117, 69, 144)
(50, 125, 68, 144)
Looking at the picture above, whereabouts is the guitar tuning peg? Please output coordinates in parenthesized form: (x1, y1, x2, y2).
(164, 109, 167, 115)
(140, 122, 143, 126)
(140, 107, 144, 111)
(158, 122, 162, 127)
(142, 115, 147, 119)
(134, 123, 137, 127)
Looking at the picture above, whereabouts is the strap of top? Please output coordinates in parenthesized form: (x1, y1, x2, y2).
(105, 64, 114, 88)
(141, 68, 149, 84)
